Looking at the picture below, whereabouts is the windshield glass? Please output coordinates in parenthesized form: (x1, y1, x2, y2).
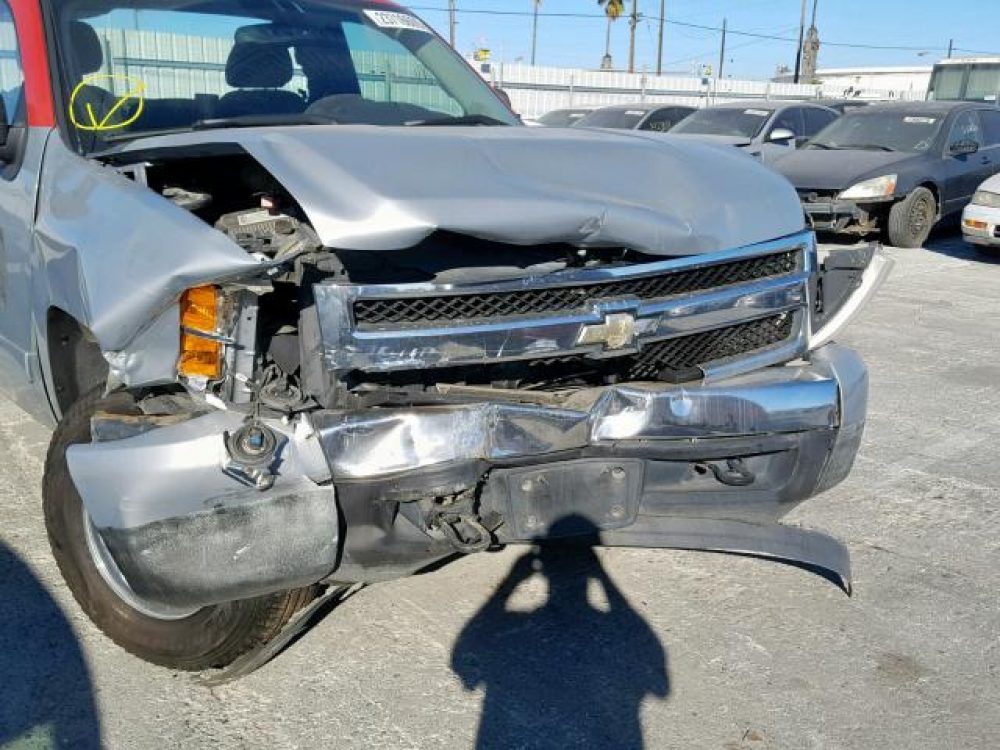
(575, 108, 647, 129)
(51, 0, 517, 150)
(670, 107, 772, 138)
(537, 109, 590, 127)
(928, 64, 967, 101)
(966, 63, 1000, 103)
(808, 111, 944, 152)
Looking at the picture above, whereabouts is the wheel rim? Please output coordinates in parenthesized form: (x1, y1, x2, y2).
(83, 508, 200, 621)
(908, 195, 934, 238)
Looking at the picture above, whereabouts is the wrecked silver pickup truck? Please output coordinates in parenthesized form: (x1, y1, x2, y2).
(0, 0, 889, 670)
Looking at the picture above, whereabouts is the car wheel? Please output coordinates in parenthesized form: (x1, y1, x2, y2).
(43, 388, 319, 671)
(886, 187, 936, 248)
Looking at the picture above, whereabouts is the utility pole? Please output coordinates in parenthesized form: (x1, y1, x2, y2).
(531, 0, 540, 66)
(656, 0, 665, 75)
(718, 17, 727, 80)
(947, 38, 954, 58)
(628, 0, 639, 74)
(793, 0, 807, 83)
(448, 0, 456, 48)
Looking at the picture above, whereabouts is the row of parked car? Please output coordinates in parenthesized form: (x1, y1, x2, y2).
(534, 99, 1000, 250)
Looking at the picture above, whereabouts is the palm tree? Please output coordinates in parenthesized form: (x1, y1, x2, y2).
(598, 0, 625, 70)
(599, 0, 625, 18)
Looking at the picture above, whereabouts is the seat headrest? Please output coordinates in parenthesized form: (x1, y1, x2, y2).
(226, 42, 294, 88)
(69, 21, 104, 75)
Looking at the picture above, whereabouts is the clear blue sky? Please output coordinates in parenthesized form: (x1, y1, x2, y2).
(408, 0, 1000, 78)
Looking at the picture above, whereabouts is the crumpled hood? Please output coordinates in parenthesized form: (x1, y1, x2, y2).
(772, 148, 920, 191)
(114, 124, 804, 255)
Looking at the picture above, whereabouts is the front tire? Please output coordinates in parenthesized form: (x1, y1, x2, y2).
(43, 389, 319, 671)
(886, 187, 936, 248)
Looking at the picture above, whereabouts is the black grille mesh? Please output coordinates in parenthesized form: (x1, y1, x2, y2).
(354, 250, 800, 327)
(625, 313, 795, 379)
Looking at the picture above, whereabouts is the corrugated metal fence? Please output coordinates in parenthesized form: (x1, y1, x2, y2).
(485, 62, 924, 118)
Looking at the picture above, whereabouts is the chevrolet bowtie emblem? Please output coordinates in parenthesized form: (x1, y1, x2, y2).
(577, 312, 639, 351)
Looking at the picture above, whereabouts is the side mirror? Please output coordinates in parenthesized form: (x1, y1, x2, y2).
(768, 127, 796, 145)
(950, 139, 979, 156)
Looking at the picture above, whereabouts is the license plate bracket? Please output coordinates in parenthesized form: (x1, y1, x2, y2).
(495, 459, 645, 540)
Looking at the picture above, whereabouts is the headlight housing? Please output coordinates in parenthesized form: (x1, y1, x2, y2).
(839, 175, 898, 201)
(972, 190, 1000, 209)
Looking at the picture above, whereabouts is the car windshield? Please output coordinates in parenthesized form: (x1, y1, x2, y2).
(51, 0, 518, 151)
(808, 111, 944, 152)
(670, 107, 772, 138)
(575, 108, 648, 129)
(537, 109, 590, 127)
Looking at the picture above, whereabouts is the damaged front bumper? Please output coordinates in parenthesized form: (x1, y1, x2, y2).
(67, 343, 867, 609)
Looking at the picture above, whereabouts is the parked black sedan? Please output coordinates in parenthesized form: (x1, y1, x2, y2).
(773, 101, 1000, 247)
(574, 103, 697, 132)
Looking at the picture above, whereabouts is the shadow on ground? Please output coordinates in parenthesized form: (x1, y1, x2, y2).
(451, 517, 669, 750)
(921, 226, 1000, 264)
(0, 542, 101, 749)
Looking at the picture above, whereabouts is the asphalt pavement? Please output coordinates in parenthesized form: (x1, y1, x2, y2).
(1, 231, 998, 750)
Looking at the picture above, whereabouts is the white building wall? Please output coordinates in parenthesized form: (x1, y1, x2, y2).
(813, 67, 932, 100)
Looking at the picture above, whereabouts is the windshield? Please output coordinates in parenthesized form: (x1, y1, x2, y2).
(671, 107, 772, 138)
(928, 62, 1000, 103)
(50, 0, 517, 150)
(537, 109, 590, 127)
(575, 108, 648, 129)
(808, 111, 944, 152)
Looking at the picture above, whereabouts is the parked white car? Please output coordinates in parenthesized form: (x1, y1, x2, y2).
(962, 174, 1000, 249)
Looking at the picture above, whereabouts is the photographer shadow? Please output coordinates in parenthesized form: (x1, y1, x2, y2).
(0, 541, 101, 749)
(452, 516, 669, 750)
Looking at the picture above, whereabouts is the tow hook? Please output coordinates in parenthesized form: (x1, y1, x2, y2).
(696, 458, 756, 487)
(430, 491, 503, 554)
(437, 513, 493, 554)
(224, 421, 280, 490)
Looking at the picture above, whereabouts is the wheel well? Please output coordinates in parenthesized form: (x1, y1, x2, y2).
(46, 309, 108, 415)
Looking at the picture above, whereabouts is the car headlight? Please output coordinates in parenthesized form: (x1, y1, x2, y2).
(839, 175, 898, 200)
(972, 190, 1000, 209)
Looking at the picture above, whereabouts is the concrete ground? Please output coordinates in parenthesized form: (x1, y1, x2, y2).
(1, 231, 998, 750)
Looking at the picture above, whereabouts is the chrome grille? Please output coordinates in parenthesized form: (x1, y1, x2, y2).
(353, 249, 800, 328)
(625, 313, 795, 379)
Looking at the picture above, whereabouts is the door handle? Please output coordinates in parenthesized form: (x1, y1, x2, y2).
(981, 156, 992, 165)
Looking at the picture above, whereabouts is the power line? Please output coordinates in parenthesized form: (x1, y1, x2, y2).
(408, 4, 1000, 56)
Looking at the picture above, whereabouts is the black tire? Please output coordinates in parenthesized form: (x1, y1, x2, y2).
(43, 389, 319, 671)
(886, 187, 937, 248)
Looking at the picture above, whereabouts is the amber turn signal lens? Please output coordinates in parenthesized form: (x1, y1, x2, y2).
(178, 286, 222, 379)
(180, 285, 219, 332)
(964, 219, 988, 230)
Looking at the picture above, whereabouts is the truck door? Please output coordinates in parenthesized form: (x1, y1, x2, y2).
(0, 0, 46, 394)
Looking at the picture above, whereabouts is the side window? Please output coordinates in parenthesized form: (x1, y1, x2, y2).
(803, 107, 838, 137)
(948, 111, 983, 149)
(771, 108, 804, 137)
(0, 1, 25, 126)
(979, 109, 1000, 147)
